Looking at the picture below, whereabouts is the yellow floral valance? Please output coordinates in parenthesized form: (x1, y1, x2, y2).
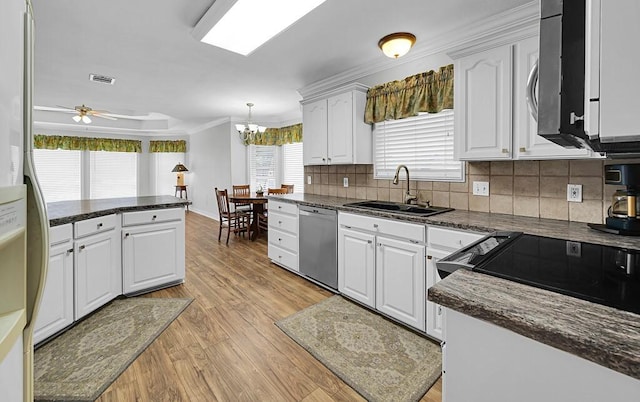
(34, 135, 142, 152)
(149, 140, 187, 153)
(244, 123, 302, 146)
(364, 64, 454, 124)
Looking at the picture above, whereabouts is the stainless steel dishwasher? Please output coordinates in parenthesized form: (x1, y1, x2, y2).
(298, 205, 337, 290)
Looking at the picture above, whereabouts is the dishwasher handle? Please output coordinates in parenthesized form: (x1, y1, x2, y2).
(299, 206, 336, 218)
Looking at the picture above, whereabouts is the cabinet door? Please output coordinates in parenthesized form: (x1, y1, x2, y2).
(302, 98, 328, 165)
(33, 241, 74, 344)
(425, 248, 450, 341)
(338, 227, 376, 308)
(75, 229, 121, 319)
(513, 37, 593, 160)
(327, 92, 354, 164)
(455, 45, 513, 160)
(122, 221, 185, 295)
(375, 236, 425, 331)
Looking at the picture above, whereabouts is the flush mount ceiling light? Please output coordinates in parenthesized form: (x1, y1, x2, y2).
(236, 103, 266, 141)
(378, 32, 416, 59)
(194, 0, 326, 56)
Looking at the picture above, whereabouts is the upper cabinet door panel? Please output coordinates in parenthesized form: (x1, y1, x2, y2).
(302, 99, 328, 165)
(455, 45, 513, 160)
(327, 92, 354, 164)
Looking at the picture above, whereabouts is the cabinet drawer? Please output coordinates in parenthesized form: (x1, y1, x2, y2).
(268, 228, 298, 253)
(268, 244, 298, 271)
(74, 214, 117, 239)
(428, 226, 484, 251)
(269, 200, 298, 216)
(122, 208, 184, 227)
(49, 224, 72, 246)
(339, 212, 425, 243)
(268, 211, 298, 234)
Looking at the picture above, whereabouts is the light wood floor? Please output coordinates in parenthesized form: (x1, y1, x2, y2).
(96, 212, 443, 401)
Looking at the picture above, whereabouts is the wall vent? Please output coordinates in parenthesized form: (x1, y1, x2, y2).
(89, 74, 115, 85)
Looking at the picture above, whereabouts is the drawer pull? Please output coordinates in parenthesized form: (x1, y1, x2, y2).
(66, 248, 74, 254)
(79, 245, 85, 251)
(367, 240, 372, 244)
(97, 223, 103, 228)
(278, 221, 282, 224)
(409, 239, 419, 244)
(373, 224, 379, 229)
(124, 233, 130, 238)
(278, 206, 282, 209)
(152, 215, 157, 220)
(427, 255, 433, 260)
(278, 238, 282, 242)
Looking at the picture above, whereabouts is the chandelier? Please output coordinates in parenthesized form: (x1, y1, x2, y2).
(236, 102, 266, 141)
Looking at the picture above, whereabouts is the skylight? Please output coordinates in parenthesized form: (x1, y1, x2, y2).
(199, 0, 326, 56)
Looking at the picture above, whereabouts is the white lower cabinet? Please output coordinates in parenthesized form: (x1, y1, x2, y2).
(268, 200, 299, 271)
(74, 215, 121, 320)
(376, 235, 425, 331)
(338, 212, 426, 331)
(426, 226, 484, 341)
(122, 208, 185, 295)
(34, 224, 74, 344)
(338, 227, 375, 308)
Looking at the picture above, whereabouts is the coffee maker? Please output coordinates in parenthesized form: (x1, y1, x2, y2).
(589, 164, 640, 235)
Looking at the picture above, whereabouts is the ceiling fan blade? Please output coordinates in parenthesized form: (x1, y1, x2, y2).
(93, 113, 118, 121)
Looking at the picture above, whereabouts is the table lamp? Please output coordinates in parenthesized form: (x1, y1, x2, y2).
(171, 163, 188, 186)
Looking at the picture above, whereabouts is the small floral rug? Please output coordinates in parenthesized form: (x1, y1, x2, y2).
(276, 295, 441, 402)
(34, 297, 192, 402)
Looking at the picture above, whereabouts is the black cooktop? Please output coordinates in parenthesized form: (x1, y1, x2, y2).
(473, 234, 640, 315)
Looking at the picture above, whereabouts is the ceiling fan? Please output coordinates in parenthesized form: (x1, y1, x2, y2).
(56, 104, 118, 124)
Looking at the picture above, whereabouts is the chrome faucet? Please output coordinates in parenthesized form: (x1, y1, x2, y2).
(392, 164, 417, 204)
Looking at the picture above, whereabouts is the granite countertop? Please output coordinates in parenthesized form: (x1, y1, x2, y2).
(429, 269, 640, 381)
(47, 196, 190, 226)
(271, 193, 640, 251)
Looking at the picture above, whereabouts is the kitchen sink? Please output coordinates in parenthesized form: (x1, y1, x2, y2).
(344, 200, 453, 216)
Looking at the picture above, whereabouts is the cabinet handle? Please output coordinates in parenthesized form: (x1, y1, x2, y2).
(79, 245, 85, 251)
(152, 215, 157, 220)
(327, 158, 332, 164)
(278, 220, 282, 224)
(519, 147, 526, 153)
(278, 238, 282, 242)
(97, 223, 103, 228)
(66, 248, 74, 254)
(373, 224, 378, 229)
(367, 240, 372, 244)
(343, 225, 352, 229)
(409, 239, 419, 244)
(501, 148, 509, 154)
(438, 305, 443, 315)
(278, 206, 282, 209)
(427, 255, 433, 260)
(378, 243, 383, 248)
(322, 158, 326, 162)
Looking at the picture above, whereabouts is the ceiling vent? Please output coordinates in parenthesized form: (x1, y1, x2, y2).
(89, 74, 115, 85)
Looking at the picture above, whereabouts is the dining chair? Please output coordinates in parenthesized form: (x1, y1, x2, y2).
(268, 188, 288, 195)
(215, 187, 249, 245)
(232, 184, 253, 215)
(281, 184, 294, 194)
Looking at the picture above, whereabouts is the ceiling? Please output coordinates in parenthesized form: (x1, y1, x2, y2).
(31, 0, 532, 135)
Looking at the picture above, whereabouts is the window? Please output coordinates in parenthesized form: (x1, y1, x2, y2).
(247, 143, 303, 193)
(90, 151, 138, 199)
(282, 142, 303, 193)
(249, 145, 277, 191)
(373, 109, 464, 181)
(33, 149, 82, 202)
(153, 152, 185, 195)
(33, 148, 138, 202)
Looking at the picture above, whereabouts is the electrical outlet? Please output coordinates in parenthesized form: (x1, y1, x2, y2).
(472, 181, 489, 196)
(567, 184, 583, 202)
(307, 175, 312, 185)
(343, 177, 349, 187)
(566, 241, 582, 257)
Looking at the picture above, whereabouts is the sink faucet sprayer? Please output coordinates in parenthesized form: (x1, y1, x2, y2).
(393, 164, 418, 204)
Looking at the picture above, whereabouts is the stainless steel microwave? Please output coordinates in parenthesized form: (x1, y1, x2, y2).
(528, 0, 640, 156)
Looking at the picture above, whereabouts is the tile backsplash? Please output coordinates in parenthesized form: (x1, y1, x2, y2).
(304, 160, 617, 224)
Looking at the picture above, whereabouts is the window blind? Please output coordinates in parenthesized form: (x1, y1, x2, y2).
(249, 145, 277, 191)
(373, 109, 464, 181)
(282, 142, 304, 193)
(154, 152, 185, 195)
(33, 149, 82, 202)
(89, 151, 138, 199)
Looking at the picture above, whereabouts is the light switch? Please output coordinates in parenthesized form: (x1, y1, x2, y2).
(343, 177, 349, 187)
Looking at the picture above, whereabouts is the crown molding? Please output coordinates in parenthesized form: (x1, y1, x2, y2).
(186, 116, 231, 135)
(300, 82, 369, 104)
(298, 1, 539, 100)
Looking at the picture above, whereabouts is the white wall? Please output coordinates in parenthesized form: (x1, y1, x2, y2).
(188, 122, 240, 219)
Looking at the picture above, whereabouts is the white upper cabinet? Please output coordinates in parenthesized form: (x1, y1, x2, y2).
(454, 36, 598, 161)
(302, 84, 372, 165)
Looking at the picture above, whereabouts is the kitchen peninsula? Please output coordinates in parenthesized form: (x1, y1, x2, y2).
(35, 196, 188, 344)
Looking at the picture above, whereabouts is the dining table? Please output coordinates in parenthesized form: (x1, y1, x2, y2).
(228, 193, 268, 241)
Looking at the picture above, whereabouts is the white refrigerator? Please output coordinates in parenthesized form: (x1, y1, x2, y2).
(0, 0, 49, 401)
